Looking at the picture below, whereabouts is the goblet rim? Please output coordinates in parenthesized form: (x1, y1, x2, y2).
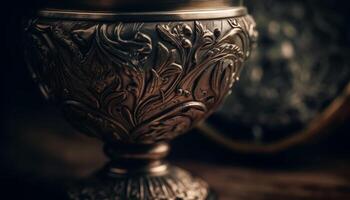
(37, 6, 247, 22)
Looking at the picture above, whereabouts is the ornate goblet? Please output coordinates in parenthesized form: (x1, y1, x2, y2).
(23, 1, 257, 199)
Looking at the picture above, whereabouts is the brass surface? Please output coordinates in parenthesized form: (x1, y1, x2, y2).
(105, 143, 170, 175)
(24, 5, 256, 200)
(38, 7, 247, 21)
(25, 11, 256, 144)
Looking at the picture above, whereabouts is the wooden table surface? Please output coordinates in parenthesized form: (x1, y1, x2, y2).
(179, 161, 350, 200)
(1, 109, 350, 200)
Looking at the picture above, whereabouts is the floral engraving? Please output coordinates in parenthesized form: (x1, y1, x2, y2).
(25, 16, 255, 143)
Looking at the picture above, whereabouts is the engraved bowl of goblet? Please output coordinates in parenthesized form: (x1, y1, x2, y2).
(23, 1, 257, 199)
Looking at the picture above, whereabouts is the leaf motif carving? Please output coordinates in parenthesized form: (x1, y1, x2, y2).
(25, 16, 255, 143)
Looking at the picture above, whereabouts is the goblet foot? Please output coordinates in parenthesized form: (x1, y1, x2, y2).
(68, 165, 215, 200)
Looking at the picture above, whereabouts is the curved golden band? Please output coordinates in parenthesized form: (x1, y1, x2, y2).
(38, 7, 247, 21)
(198, 83, 350, 154)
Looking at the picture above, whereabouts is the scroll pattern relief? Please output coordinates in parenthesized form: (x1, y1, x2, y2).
(25, 16, 256, 143)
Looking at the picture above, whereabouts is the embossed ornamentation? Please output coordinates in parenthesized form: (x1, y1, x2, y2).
(25, 16, 255, 143)
(68, 167, 209, 200)
(24, 12, 256, 200)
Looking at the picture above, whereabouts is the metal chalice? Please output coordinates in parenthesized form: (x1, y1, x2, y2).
(23, 0, 257, 199)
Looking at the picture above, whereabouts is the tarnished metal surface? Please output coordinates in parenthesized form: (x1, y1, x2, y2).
(25, 14, 255, 144)
(23, 5, 256, 199)
(38, 7, 247, 21)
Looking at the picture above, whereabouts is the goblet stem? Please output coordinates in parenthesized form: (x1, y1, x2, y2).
(104, 142, 170, 175)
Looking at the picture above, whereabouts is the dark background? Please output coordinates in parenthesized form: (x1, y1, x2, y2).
(1, 0, 350, 199)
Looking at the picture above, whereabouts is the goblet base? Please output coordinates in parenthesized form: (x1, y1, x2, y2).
(68, 165, 215, 200)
